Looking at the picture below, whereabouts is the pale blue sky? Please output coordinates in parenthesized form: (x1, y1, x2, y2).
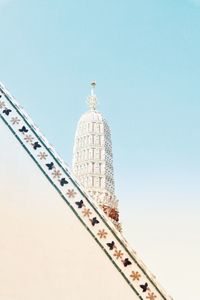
(1, 1, 200, 299)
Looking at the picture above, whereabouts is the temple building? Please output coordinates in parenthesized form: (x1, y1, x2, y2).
(0, 82, 173, 300)
(72, 81, 120, 230)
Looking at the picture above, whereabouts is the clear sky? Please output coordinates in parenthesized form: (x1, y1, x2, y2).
(1, 0, 200, 299)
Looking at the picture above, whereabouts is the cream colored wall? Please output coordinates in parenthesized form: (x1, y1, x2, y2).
(0, 121, 137, 299)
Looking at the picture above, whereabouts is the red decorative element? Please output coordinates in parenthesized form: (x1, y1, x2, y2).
(101, 205, 119, 222)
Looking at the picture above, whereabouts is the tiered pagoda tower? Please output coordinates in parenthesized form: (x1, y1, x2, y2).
(72, 82, 121, 230)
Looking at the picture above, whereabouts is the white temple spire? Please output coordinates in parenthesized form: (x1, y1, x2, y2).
(73, 82, 121, 231)
(87, 80, 98, 111)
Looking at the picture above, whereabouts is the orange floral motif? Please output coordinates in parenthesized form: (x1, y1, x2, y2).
(0, 101, 5, 109)
(114, 249, 123, 259)
(146, 292, 157, 300)
(11, 117, 20, 125)
(24, 134, 34, 143)
(52, 169, 62, 179)
(66, 189, 77, 198)
(82, 208, 92, 218)
(38, 152, 48, 160)
(97, 229, 108, 239)
(130, 271, 141, 281)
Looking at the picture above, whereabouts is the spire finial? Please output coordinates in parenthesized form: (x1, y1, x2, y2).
(87, 80, 98, 110)
(91, 80, 96, 96)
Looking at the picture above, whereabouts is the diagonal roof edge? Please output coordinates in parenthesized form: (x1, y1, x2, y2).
(0, 82, 173, 300)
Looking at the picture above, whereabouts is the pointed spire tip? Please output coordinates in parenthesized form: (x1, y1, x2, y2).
(87, 80, 98, 110)
(91, 80, 96, 88)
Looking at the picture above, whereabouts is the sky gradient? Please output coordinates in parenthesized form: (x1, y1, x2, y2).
(0, 1, 200, 299)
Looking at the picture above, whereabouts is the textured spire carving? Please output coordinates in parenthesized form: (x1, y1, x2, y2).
(73, 82, 121, 231)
